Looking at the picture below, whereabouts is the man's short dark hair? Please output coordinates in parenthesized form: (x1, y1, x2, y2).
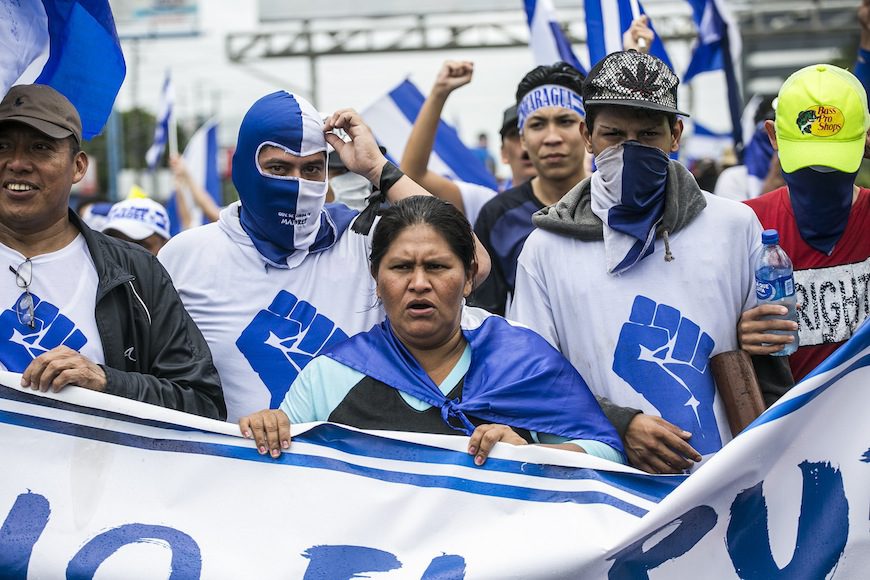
(515, 62, 585, 104)
(584, 104, 678, 134)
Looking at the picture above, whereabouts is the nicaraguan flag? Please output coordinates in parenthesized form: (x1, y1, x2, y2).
(361, 79, 498, 191)
(584, 0, 672, 70)
(0, 0, 126, 139)
(684, 0, 743, 151)
(524, 0, 587, 75)
(166, 119, 221, 235)
(325, 307, 624, 452)
(145, 72, 173, 170)
(684, 122, 732, 161)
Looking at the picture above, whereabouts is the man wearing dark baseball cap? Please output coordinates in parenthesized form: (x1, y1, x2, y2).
(0, 84, 225, 420)
(497, 104, 536, 188)
(510, 51, 767, 475)
(0, 84, 83, 143)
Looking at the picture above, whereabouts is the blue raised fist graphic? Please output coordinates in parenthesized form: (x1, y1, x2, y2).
(0, 292, 88, 372)
(237, 291, 348, 407)
(613, 296, 722, 455)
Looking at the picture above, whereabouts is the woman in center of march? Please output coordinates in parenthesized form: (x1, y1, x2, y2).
(240, 195, 623, 465)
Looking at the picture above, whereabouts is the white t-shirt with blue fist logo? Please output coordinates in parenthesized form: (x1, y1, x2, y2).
(0, 235, 104, 373)
(510, 193, 764, 463)
(159, 202, 384, 423)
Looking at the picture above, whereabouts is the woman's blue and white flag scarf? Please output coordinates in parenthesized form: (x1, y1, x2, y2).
(232, 90, 356, 268)
(591, 141, 670, 274)
(325, 307, 623, 451)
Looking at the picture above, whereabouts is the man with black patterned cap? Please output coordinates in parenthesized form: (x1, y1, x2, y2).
(510, 51, 764, 474)
(0, 84, 225, 419)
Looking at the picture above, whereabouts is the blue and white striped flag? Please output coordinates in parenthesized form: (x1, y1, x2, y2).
(684, 0, 744, 151)
(0, 0, 126, 139)
(361, 79, 498, 191)
(684, 122, 732, 161)
(584, 0, 672, 70)
(166, 119, 221, 235)
(145, 72, 174, 170)
(524, 0, 587, 75)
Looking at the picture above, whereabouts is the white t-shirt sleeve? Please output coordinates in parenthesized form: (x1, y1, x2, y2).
(455, 181, 497, 228)
(508, 234, 560, 350)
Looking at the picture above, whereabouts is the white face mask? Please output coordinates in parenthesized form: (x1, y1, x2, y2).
(330, 171, 371, 212)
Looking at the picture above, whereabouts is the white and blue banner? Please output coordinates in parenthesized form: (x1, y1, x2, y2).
(584, 0, 673, 71)
(524, 0, 588, 75)
(684, 0, 743, 151)
(167, 119, 221, 235)
(361, 79, 499, 191)
(1, 321, 869, 577)
(0, 0, 125, 139)
(145, 71, 174, 170)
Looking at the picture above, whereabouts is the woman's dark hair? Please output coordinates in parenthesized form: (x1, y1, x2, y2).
(370, 196, 476, 277)
(516, 61, 586, 103)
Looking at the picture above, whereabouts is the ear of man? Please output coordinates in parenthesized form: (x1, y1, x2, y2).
(73, 151, 89, 185)
(764, 119, 778, 151)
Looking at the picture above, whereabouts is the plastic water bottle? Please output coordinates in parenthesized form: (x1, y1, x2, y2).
(755, 229, 799, 356)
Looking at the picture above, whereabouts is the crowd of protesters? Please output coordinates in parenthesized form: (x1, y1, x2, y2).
(1, 10, 867, 476)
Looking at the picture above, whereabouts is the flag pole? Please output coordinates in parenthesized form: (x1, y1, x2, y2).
(628, 0, 647, 50)
(168, 71, 178, 159)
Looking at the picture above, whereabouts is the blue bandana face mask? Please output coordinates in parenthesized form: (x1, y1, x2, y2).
(783, 166, 856, 255)
(591, 141, 670, 274)
(232, 91, 354, 267)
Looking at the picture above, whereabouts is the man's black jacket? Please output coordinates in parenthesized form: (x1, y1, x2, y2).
(73, 210, 226, 420)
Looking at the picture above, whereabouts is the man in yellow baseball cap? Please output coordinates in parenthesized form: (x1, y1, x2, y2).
(740, 64, 870, 385)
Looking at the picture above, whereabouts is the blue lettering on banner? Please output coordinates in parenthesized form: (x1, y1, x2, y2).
(0, 492, 201, 579)
(66, 524, 202, 579)
(606, 505, 718, 579)
(301, 545, 466, 580)
(421, 554, 467, 579)
(725, 461, 849, 579)
(237, 291, 348, 407)
(302, 545, 402, 579)
(607, 461, 852, 578)
(613, 296, 721, 455)
(0, 293, 88, 372)
(0, 465, 852, 578)
(0, 492, 50, 578)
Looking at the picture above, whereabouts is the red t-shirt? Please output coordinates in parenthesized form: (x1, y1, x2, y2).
(745, 187, 870, 381)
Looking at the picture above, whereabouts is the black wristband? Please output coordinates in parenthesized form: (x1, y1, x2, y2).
(376, 160, 404, 195)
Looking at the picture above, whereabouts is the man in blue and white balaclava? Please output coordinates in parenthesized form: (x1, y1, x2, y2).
(232, 91, 358, 267)
(159, 91, 441, 422)
(510, 50, 767, 475)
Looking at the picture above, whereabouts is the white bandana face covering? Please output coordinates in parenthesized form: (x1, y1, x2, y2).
(329, 171, 371, 212)
(590, 141, 670, 275)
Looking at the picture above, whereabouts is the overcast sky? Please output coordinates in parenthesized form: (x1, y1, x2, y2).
(112, 0, 729, 153)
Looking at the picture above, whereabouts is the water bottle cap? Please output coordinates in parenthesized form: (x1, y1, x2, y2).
(761, 229, 779, 245)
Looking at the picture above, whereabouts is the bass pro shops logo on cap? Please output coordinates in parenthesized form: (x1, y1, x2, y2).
(796, 105, 844, 137)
